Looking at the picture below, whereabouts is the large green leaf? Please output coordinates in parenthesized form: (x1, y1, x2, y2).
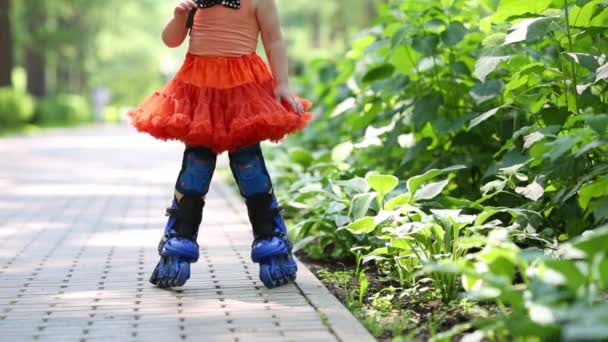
(544, 260, 586, 292)
(571, 224, 608, 257)
(524, 131, 546, 149)
(470, 80, 504, 104)
(515, 180, 545, 201)
(543, 134, 581, 162)
(493, 0, 553, 21)
(441, 21, 467, 46)
(502, 16, 557, 45)
(391, 45, 422, 79)
(407, 166, 466, 199)
(564, 53, 605, 71)
(469, 106, 503, 130)
(579, 176, 608, 209)
(362, 64, 395, 84)
(412, 34, 439, 56)
(413, 92, 443, 129)
(474, 56, 511, 82)
(597, 63, 608, 83)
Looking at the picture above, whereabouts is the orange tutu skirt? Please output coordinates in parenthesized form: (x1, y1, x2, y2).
(128, 52, 313, 153)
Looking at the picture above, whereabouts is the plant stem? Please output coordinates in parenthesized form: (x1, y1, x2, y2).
(563, 0, 580, 113)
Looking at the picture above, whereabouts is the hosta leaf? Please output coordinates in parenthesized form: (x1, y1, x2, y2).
(385, 193, 412, 210)
(288, 148, 314, 167)
(349, 192, 379, 219)
(327, 201, 347, 214)
(334, 215, 350, 227)
(333, 177, 371, 194)
(366, 174, 399, 197)
(343, 216, 376, 235)
(414, 179, 450, 201)
(331, 141, 354, 163)
(390, 238, 412, 250)
(367, 247, 388, 256)
(373, 210, 397, 225)
(292, 236, 316, 253)
(362, 255, 387, 264)
(395, 222, 430, 235)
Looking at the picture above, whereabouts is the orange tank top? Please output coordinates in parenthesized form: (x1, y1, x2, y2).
(188, 0, 260, 57)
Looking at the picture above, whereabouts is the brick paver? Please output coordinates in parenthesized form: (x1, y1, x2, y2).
(0, 125, 374, 342)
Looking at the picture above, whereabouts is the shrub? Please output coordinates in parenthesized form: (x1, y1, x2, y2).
(35, 94, 93, 125)
(0, 87, 35, 128)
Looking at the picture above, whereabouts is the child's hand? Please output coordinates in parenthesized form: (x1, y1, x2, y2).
(275, 84, 304, 115)
(175, 0, 198, 17)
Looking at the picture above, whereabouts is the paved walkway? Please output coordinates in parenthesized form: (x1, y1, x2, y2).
(0, 125, 374, 342)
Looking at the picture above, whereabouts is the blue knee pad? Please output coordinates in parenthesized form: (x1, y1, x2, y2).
(176, 146, 216, 196)
(229, 144, 272, 197)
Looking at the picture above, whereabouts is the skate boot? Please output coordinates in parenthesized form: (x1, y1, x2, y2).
(247, 191, 297, 288)
(149, 195, 204, 288)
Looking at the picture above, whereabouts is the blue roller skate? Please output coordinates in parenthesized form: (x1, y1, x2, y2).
(149, 195, 204, 288)
(246, 192, 297, 288)
(150, 146, 216, 288)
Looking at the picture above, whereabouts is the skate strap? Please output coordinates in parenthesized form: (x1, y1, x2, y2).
(166, 196, 205, 239)
(246, 193, 283, 238)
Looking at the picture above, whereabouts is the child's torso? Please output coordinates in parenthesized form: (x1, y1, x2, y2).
(188, 0, 260, 57)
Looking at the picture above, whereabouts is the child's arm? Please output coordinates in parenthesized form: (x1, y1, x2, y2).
(257, 0, 304, 114)
(162, 0, 198, 48)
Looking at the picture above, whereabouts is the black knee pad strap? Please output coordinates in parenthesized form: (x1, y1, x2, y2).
(166, 195, 205, 240)
(245, 192, 283, 239)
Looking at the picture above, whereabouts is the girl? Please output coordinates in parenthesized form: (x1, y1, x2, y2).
(129, 0, 313, 289)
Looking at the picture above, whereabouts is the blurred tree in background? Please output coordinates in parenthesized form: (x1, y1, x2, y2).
(0, 0, 11, 87)
(0, 0, 383, 130)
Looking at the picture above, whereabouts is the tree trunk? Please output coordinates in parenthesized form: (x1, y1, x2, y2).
(25, 2, 46, 97)
(25, 49, 46, 97)
(367, 0, 378, 25)
(310, 11, 321, 49)
(0, 0, 12, 87)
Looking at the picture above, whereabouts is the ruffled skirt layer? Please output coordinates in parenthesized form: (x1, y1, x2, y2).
(128, 53, 313, 153)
